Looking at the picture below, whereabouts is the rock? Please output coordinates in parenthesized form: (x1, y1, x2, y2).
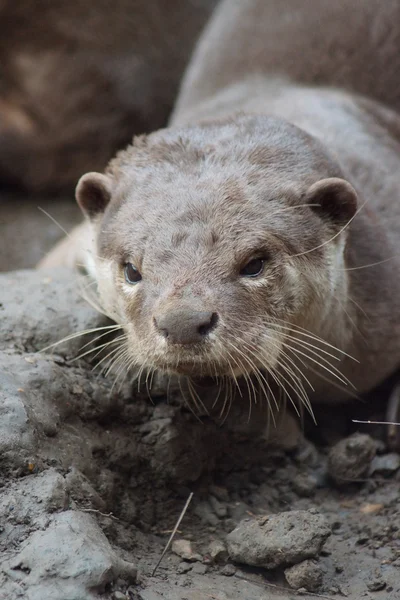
(0, 269, 107, 356)
(284, 559, 323, 592)
(221, 564, 236, 577)
(226, 511, 331, 569)
(328, 433, 376, 485)
(370, 453, 400, 476)
(194, 500, 220, 526)
(171, 539, 201, 562)
(209, 485, 229, 502)
(177, 562, 192, 574)
(113, 593, 127, 600)
(367, 574, 386, 591)
(65, 468, 106, 511)
(209, 495, 228, 518)
(0, 469, 68, 525)
(191, 563, 208, 575)
(4, 510, 137, 600)
(292, 473, 318, 497)
(208, 540, 228, 563)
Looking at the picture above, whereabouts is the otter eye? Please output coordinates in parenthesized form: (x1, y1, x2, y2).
(240, 257, 265, 278)
(124, 262, 142, 284)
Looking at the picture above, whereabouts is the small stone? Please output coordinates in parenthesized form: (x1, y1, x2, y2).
(221, 564, 236, 577)
(292, 473, 318, 497)
(209, 485, 229, 502)
(294, 440, 320, 467)
(226, 511, 331, 569)
(208, 540, 228, 563)
(367, 574, 386, 591)
(370, 453, 400, 476)
(113, 592, 126, 600)
(194, 501, 220, 526)
(191, 563, 208, 575)
(171, 539, 201, 562)
(177, 562, 192, 574)
(284, 560, 323, 592)
(359, 503, 383, 515)
(209, 495, 228, 518)
(228, 501, 251, 523)
(328, 433, 376, 485)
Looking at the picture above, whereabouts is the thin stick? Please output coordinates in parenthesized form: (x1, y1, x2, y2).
(353, 419, 400, 426)
(152, 492, 194, 577)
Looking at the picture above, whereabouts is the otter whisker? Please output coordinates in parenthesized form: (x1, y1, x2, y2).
(224, 345, 257, 422)
(110, 352, 137, 394)
(226, 338, 278, 425)
(306, 364, 360, 400)
(339, 256, 399, 272)
(74, 328, 125, 356)
(268, 318, 358, 362)
(178, 378, 203, 423)
(290, 199, 367, 258)
(273, 330, 343, 363)
(104, 346, 131, 378)
(95, 341, 129, 373)
(225, 339, 271, 410)
(72, 334, 127, 362)
(280, 339, 354, 389)
(241, 339, 311, 419)
(187, 377, 209, 416)
(41, 324, 123, 353)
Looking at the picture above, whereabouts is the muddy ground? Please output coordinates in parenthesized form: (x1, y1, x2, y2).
(0, 193, 400, 600)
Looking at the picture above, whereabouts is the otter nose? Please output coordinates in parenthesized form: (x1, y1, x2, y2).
(154, 310, 218, 345)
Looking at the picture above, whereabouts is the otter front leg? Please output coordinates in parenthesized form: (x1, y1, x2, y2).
(37, 221, 93, 272)
(386, 381, 400, 451)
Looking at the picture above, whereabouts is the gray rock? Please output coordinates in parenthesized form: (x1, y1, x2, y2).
(284, 559, 323, 592)
(226, 511, 331, 569)
(209, 494, 228, 518)
(370, 453, 400, 476)
(221, 564, 236, 577)
(208, 540, 228, 563)
(292, 473, 318, 497)
(0, 268, 107, 356)
(328, 433, 376, 485)
(4, 510, 137, 600)
(171, 539, 201, 562)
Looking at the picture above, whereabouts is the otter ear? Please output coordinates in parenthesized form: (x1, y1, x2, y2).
(75, 172, 112, 220)
(306, 177, 358, 226)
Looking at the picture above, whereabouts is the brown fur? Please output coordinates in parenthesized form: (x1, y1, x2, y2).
(41, 0, 400, 408)
(0, 0, 217, 191)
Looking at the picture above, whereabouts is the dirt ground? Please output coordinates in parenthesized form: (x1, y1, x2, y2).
(1, 193, 400, 600)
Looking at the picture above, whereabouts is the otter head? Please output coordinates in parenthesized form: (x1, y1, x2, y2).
(76, 115, 357, 384)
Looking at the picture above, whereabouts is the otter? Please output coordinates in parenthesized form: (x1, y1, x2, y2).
(40, 0, 400, 428)
(0, 0, 217, 192)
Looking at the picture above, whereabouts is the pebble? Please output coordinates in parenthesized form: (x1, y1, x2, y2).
(221, 564, 236, 577)
(171, 539, 202, 562)
(209, 485, 229, 502)
(177, 562, 192, 574)
(367, 574, 386, 591)
(226, 510, 331, 569)
(370, 453, 400, 476)
(194, 501, 220, 527)
(284, 559, 323, 592)
(328, 433, 376, 485)
(113, 592, 126, 600)
(209, 495, 228, 518)
(292, 473, 318, 497)
(191, 563, 208, 575)
(208, 540, 228, 563)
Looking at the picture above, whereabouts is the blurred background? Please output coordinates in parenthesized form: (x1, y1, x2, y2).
(0, 0, 219, 270)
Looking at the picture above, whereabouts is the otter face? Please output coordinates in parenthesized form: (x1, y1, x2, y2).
(76, 116, 357, 382)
